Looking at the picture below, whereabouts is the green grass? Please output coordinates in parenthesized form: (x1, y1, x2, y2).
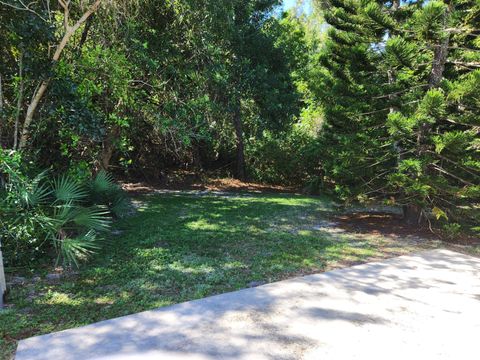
(0, 192, 439, 359)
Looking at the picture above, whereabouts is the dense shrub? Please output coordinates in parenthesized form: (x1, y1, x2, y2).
(246, 127, 322, 186)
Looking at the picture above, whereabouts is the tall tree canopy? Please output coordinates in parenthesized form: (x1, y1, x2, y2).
(0, 0, 306, 180)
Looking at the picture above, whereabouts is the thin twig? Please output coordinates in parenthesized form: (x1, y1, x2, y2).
(0, 0, 47, 21)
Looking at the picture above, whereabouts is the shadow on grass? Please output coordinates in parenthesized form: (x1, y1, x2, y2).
(2, 192, 457, 358)
(15, 250, 480, 360)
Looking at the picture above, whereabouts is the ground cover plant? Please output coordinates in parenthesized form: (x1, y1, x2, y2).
(3, 191, 476, 359)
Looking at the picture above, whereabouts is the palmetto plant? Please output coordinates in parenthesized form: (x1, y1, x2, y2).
(87, 170, 132, 219)
(0, 167, 125, 267)
(49, 175, 111, 266)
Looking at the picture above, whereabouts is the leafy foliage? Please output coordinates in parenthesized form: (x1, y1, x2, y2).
(0, 0, 318, 183)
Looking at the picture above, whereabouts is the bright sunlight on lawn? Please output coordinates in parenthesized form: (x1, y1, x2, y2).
(0, 192, 440, 358)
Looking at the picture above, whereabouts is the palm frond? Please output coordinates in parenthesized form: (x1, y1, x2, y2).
(90, 170, 117, 195)
(16, 171, 51, 208)
(52, 204, 111, 232)
(70, 206, 111, 232)
(53, 175, 88, 204)
(22, 183, 51, 208)
(88, 171, 132, 218)
(56, 230, 99, 268)
(111, 193, 134, 218)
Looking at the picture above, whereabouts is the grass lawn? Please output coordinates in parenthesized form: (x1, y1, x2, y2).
(0, 192, 457, 358)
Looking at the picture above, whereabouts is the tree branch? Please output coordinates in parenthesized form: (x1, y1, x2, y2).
(71, 0, 101, 33)
(58, 0, 69, 31)
(430, 163, 474, 186)
(427, 150, 480, 178)
(19, 0, 103, 148)
(0, 0, 47, 21)
(372, 84, 429, 99)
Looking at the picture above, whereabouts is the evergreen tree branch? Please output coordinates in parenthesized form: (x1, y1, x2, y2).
(426, 151, 480, 178)
(429, 164, 474, 186)
(372, 84, 429, 99)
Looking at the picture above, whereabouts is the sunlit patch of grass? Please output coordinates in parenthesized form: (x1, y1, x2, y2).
(184, 218, 222, 231)
(43, 292, 77, 305)
(0, 192, 442, 359)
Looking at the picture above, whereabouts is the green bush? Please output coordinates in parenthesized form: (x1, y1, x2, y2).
(246, 128, 321, 186)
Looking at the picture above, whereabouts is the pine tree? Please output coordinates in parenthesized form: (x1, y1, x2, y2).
(316, 0, 400, 200)
(317, 0, 480, 230)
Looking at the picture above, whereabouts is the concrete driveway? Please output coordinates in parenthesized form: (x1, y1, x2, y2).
(15, 249, 480, 360)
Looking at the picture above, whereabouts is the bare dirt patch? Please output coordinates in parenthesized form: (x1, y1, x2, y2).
(334, 212, 479, 246)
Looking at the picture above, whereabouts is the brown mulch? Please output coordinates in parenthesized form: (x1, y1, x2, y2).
(196, 178, 296, 193)
(121, 174, 297, 195)
(334, 212, 480, 246)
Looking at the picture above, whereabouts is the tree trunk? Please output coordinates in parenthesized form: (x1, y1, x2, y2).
(14, 53, 24, 150)
(405, 2, 452, 226)
(77, 15, 95, 55)
(428, 34, 450, 89)
(0, 73, 3, 147)
(232, 101, 246, 181)
(417, 3, 451, 155)
(18, 79, 50, 149)
(402, 204, 423, 225)
(387, 1, 401, 162)
(192, 140, 202, 172)
(0, 74, 3, 112)
(98, 126, 120, 171)
(392, 0, 400, 11)
(0, 239, 6, 308)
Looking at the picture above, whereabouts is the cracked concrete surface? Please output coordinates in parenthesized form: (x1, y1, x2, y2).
(15, 249, 480, 360)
